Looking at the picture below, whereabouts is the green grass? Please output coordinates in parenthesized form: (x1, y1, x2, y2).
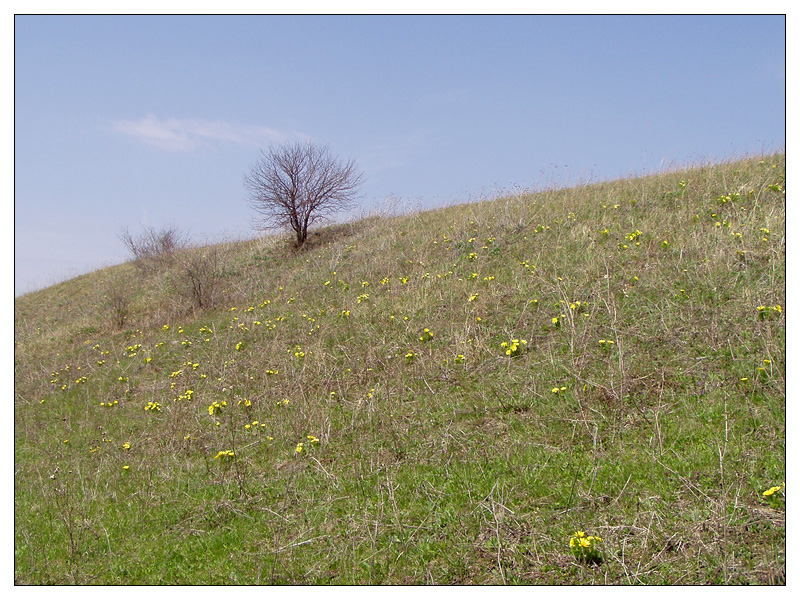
(14, 153, 785, 584)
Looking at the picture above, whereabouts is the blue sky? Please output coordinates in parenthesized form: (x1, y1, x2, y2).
(14, 14, 786, 296)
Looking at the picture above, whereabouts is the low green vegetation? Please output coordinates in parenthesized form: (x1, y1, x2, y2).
(14, 154, 785, 584)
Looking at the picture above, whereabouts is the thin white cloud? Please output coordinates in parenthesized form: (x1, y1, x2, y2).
(113, 115, 305, 152)
(361, 129, 438, 173)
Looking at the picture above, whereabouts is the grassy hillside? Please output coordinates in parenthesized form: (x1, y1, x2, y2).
(14, 154, 785, 584)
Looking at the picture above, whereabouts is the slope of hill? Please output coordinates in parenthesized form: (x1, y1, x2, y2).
(14, 154, 785, 584)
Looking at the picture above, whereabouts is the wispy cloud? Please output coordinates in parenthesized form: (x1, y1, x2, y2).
(360, 129, 438, 173)
(113, 115, 306, 152)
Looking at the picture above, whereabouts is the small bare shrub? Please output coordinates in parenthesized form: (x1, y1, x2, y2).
(119, 225, 186, 274)
(176, 247, 221, 310)
(104, 281, 131, 329)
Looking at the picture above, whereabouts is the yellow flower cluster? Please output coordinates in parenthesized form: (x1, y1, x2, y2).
(175, 389, 194, 401)
(208, 400, 227, 415)
(762, 482, 785, 498)
(716, 192, 741, 205)
(570, 531, 603, 564)
(757, 305, 782, 321)
(567, 301, 587, 315)
(501, 339, 527, 357)
(296, 435, 321, 454)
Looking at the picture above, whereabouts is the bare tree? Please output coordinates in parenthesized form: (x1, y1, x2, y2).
(244, 141, 363, 248)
